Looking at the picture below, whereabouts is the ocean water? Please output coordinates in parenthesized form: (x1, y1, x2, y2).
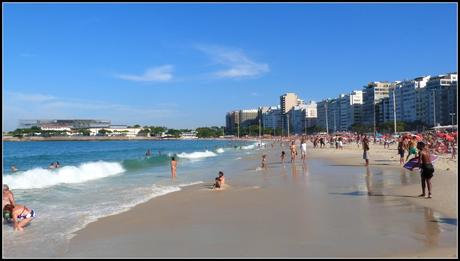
(2, 139, 261, 257)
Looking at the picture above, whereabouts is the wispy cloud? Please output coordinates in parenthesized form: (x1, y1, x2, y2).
(196, 45, 269, 79)
(3, 91, 176, 131)
(116, 65, 174, 82)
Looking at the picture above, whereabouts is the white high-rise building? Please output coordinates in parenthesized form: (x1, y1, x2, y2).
(388, 76, 430, 123)
(261, 105, 282, 130)
(338, 90, 363, 131)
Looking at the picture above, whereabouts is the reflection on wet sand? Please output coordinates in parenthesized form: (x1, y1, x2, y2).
(423, 207, 440, 247)
(365, 166, 372, 196)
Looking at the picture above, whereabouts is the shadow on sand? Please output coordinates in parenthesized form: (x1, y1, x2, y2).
(430, 218, 457, 226)
(329, 191, 421, 199)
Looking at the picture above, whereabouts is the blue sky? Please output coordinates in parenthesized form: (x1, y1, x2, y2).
(3, 3, 457, 131)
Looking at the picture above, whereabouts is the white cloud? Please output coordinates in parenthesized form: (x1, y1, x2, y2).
(116, 65, 174, 82)
(196, 45, 269, 79)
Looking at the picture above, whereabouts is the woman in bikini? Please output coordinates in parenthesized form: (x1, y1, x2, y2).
(3, 204, 36, 231)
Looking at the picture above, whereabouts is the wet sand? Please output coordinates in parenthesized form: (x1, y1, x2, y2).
(63, 142, 457, 258)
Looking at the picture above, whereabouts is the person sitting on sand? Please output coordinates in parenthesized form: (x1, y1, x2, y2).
(3, 204, 36, 231)
(213, 171, 225, 189)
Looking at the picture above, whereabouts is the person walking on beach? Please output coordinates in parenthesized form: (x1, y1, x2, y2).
(417, 142, 434, 199)
(170, 157, 177, 178)
(3, 204, 36, 231)
(397, 138, 405, 165)
(362, 135, 370, 166)
(338, 137, 343, 150)
(301, 139, 307, 161)
(281, 151, 286, 164)
(406, 136, 418, 162)
(290, 141, 297, 163)
(3, 184, 15, 210)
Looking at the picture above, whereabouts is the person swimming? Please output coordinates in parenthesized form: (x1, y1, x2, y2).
(145, 149, 152, 156)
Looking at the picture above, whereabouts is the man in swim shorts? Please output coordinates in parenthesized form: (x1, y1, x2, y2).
(417, 142, 434, 199)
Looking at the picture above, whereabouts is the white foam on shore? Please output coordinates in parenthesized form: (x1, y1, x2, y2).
(3, 161, 125, 189)
(177, 150, 217, 159)
(67, 181, 204, 240)
(216, 148, 225, 153)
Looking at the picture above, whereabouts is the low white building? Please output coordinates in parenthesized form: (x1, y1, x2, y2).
(181, 131, 198, 139)
(88, 126, 142, 137)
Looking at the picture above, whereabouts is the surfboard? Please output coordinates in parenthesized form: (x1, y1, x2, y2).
(403, 154, 438, 171)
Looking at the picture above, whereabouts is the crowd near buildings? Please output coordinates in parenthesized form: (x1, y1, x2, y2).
(225, 72, 457, 136)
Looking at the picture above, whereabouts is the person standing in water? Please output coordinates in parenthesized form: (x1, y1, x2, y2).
(397, 138, 405, 165)
(261, 154, 267, 168)
(362, 135, 370, 166)
(290, 141, 297, 163)
(10, 165, 18, 172)
(281, 151, 286, 165)
(170, 157, 177, 179)
(300, 139, 307, 161)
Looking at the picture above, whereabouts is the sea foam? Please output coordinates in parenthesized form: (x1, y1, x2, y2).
(176, 150, 217, 159)
(3, 161, 125, 189)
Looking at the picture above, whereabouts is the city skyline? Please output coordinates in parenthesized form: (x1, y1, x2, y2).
(3, 3, 457, 131)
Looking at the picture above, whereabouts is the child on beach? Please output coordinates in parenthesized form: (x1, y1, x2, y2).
(281, 151, 285, 164)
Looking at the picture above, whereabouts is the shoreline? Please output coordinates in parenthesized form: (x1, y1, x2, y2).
(61, 142, 457, 258)
(2, 136, 264, 142)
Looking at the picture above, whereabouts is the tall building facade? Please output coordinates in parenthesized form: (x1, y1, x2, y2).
(388, 76, 430, 123)
(225, 111, 240, 134)
(362, 81, 396, 131)
(338, 90, 363, 131)
(423, 73, 457, 126)
(261, 105, 282, 130)
(239, 109, 259, 128)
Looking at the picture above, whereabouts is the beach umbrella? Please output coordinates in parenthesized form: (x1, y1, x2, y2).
(413, 135, 423, 141)
(445, 135, 455, 141)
